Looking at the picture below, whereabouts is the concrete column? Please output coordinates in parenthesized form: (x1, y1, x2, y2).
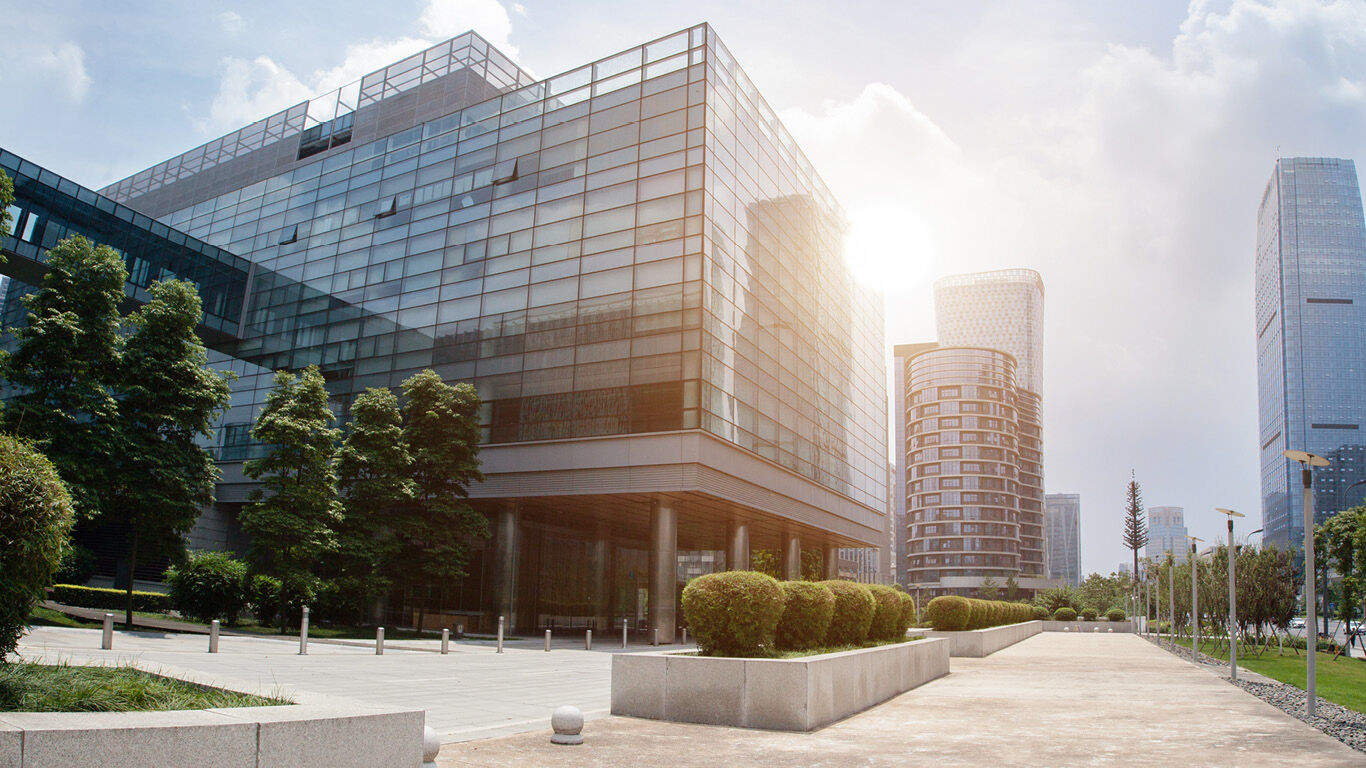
(727, 522, 750, 571)
(592, 521, 613, 632)
(649, 498, 677, 644)
(491, 500, 520, 631)
(784, 532, 801, 581)
(823, 542, 839, 580)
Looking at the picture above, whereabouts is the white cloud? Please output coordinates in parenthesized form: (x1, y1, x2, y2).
(512, 3, 527, 17)
(202, 56, 311, 133)
(215, 11, 244, 37)
(36, 42, 91, 102)
(420, 0, 518, 59)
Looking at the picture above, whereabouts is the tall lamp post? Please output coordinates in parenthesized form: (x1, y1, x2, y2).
(1215, 508, 1245, 681)
(1190, 536, 1204, 664)
(1168, 557, 1176, 651)
(1284, 448, 1329, 718)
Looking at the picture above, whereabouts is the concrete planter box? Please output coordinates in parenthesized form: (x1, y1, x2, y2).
(921, 620, 1042, 657)
(1041, 620, 1133, 633)
(0, 703, 423, 768)
(611, 637, 949, 731)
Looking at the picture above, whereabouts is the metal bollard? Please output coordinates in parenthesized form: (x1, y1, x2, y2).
(376, 626, 385, 655)
(209, 619, 220, 653)
(497, 616, 504, 654)
(101, 613, 113, 650)
(545, 629, 551, 652)
(682, 627, 688, 645)
(652, 628, 658, 646)
(441, 628, 450, 654)
(622, 620, 628, 649)
(586, 629, 592, 651)
(299, 606, 310, 655)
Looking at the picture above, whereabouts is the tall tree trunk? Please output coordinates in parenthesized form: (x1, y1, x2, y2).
(125, 529, 139, 629)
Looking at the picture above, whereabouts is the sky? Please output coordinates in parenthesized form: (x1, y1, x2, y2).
(4, 0, 1365, 578)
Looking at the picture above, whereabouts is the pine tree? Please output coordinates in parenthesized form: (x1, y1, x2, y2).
(1122, 471, 1148, 590)
(109, 280, 233, 627)
(241, 366, 341, 629)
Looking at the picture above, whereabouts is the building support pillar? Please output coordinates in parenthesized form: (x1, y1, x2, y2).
(727, 522, 750, 571)
(491, 500, 520, 632)
(649, 498, 677, 643)
(784, 532, 802, 581)
(823, 542, 840, 580)
(592, 521, 613, 632)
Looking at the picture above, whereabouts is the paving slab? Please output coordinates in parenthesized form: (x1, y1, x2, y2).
(437, 632, 1363, 767)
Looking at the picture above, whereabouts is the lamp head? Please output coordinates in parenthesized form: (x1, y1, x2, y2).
(1215, 507, 1245, 518)
(1283, 449, 1330, 467)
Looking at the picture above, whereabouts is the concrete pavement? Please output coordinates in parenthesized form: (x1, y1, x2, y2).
(437, 632, 1364, 767)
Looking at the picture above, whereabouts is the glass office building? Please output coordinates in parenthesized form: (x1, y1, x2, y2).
(1144, 505, 1188, 566)
(1043, 493, 1080, 586)
(1256, 157, 1366, 551)
(2, 25, 888, 639)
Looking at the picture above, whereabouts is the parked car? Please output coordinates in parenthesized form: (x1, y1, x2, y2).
(1289, 617, 1306, 629)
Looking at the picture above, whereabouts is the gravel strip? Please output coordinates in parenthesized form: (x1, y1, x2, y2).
(1145, 635, 1366, 754)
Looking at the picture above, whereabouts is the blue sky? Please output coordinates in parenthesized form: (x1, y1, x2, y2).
(4, 0, 1366, 577)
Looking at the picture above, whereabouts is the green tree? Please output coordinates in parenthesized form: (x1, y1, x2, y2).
(108, 279, 233, 627)
(396, 370, 485, 628)
(1005, 574, 1020, 601)
(977, 576, 1000, 600)
(334, 386, 414, 619)
(1318, 507, 1366, 629)
(1121, 472, 1147, 591)
(240, 366, 340, 629)
(0, 169, 14, 240)
(0, 236, 126, 518)
(0, 433, 75, 662)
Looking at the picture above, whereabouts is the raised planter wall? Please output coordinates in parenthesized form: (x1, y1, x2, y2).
(920, 620, 1042, 657)
(0, 703, 423, 768)
(1041, 620, 1133, 633)
(611, 637, 949, 731)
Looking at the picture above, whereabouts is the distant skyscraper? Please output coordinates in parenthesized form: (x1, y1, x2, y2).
(893, 342, 938, 587)
(1256, 157, 1366, 551)
(1146, 506, 1188, 566)
(1044, 493, 1080, 586)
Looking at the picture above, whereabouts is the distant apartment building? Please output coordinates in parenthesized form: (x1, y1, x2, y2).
(1044, 493, 1081, 586)
(1256, 157, 1366, 551)
(1146, 506, 1188, 566)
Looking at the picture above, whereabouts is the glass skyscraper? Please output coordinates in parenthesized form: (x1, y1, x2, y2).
(1, 25, 889, 640)
(1144, 505, 1188, 566)
(1043, 493, 1080, 586)
(1256, 157, 1366, 551)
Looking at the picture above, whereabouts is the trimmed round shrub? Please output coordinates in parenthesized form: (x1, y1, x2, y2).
(821, 580, 876, 645)
(164, 550, 248, 623)
(896, 592, 916, 636)
(1031, 604, 1048, 621)
(925, 596, 972, 631)
(1080, 607, 1098, 621)
(967, 600, 988, 630)
(0, 434, 76, 662)
(682, 571, 784, 657)
(1106, 608, 1126, 622)
(775, 581, 835, 650)
(866, 584, 902, 640)
(1054, 606, 1078, 621)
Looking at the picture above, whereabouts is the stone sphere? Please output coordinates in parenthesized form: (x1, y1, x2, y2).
(423, 726, 440, 761)
(551, 705, 584, 745)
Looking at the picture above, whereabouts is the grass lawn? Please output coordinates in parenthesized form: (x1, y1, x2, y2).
(1175, 638, 1366, 715)
(0, 661, 291, 712)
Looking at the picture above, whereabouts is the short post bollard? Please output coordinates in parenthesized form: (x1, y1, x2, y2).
(441, 628, 450, 655)
(545, 629, 551, 652)
(101, 613, 113, 650)
(585, 629, 592, 650)
(497, 616, 504, 654)
(682, 627, 688, 645)
(209, 619, 220, 653)
(299, 606, 310, 655)
(376, 626, 385, 655)
(621, 620, 628, 649)
(652, 628, 658, 646)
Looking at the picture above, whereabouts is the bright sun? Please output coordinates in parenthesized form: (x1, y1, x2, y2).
(843, 204, 937, 291)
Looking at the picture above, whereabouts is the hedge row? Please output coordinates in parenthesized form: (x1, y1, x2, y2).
(924, 596, 1034, 631)
(682, 572, 916, 657)
(50, 584, 171, 613)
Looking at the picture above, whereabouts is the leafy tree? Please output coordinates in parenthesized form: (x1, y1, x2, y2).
(333, 386, 414, 619)
(108, 279, 232, 627)
(395, 370, 485, 629)
(750, 550, 780, 578)
(1005, 574, 1019, 601)
(0, 169, 13, 240)
(1032, 585, 1082, 614)
(240, 366, 340, 630)
(1121, 472, 1148, 589)
(0, 236, 126, 518)
(164, 550, 248, 623)
(976, 576, 999, 600)
(0, 433, 75, 662)
(1317, 507, 1366, 629)
(800, 549, 823, 581)
(1078, 571, 1131, 614)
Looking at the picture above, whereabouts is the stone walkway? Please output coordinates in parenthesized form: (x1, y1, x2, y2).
(438, 632, 1364, 767)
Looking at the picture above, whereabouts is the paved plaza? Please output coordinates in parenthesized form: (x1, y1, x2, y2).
(438, 632, 1364, 767)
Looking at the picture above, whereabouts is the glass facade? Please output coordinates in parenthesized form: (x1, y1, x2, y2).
(1043, 492, 1080, 586)
(1144, 505, 1188, 566)
(1256, 157, 1366, 551)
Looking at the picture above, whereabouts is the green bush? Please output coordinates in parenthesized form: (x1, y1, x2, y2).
(681, 571, 784, 657)
(1054, 606, 1077, 621)
(53, 544, 97, 585)
(0, 434, 76, 662)
(820, 580, 876, 645)
(1080, 607, 1098, 621)
(1032, 605, 1049, 620)
(925, 596, 972, 631)
(897, 592, 916, 636)
(250, 574, 283, 625)
(164, 551, 248, 623)
(49, 584, 170, 613)
(1105, 608, 1125, 622)
(866, 584, 902, 640)
(775, 581, 835, 650)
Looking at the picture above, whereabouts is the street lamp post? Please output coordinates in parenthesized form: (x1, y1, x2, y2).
(1216, 508, 1245, 681)
(1168, 558, 1175, 651)
(1284, 449, 1329, 718)
(1190, 536, 1204, 664)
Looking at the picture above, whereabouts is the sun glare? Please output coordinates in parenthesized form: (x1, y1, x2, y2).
(843, 205, 937, 291)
